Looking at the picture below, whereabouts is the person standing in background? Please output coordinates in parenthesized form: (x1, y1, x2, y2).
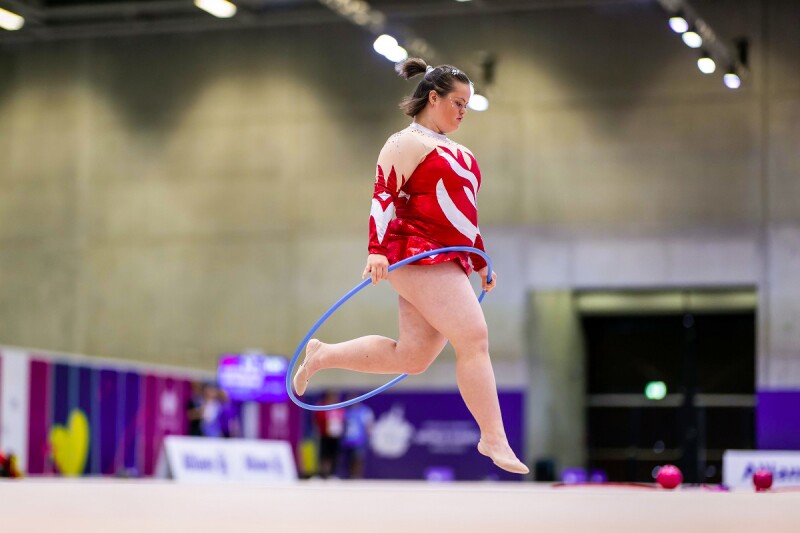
(185, 381, 204, 437)
(313, 391, 345, 478)
(196, 382, 224, 438)
(342, 399, 374, 479)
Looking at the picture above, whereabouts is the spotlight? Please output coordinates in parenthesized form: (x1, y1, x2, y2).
(682, 30, 703, 48)
(697, 52, 716, 74)
(669, 14, 689, 34)
(724, 71, 741, 89)
(0, 7, 24, 30)
(384, 46, 408, 63)
(373, 34, 408, 62)
(373, 34, 398, 56)
(468, 94, 489, 112)
(194, 0, 237, 18)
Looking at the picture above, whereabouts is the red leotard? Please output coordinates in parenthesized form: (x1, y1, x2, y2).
(368, 122, 487, 275)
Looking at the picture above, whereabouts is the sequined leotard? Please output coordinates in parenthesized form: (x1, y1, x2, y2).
(368, 122, 487, 275)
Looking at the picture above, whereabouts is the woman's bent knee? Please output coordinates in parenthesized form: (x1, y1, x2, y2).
(404, 358, 434, 375)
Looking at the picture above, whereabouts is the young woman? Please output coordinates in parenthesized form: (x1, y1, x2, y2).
(293, 58, 528, 475)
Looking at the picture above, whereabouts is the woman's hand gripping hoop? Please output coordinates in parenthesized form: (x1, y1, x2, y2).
(286, 246, 493, 411)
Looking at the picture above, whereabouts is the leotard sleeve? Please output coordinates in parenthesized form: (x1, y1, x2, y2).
(368, 131, 427, 256)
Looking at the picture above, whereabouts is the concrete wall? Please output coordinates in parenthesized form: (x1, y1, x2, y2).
(1, 1, 799, 463)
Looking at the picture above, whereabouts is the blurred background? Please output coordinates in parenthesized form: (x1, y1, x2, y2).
(0, 0, 798, 486)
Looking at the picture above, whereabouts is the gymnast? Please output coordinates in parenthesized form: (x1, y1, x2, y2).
(294, 58, 529, 475)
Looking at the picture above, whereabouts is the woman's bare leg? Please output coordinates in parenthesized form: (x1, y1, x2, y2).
(293, 296, 447, 395)
(389, 262, 528, 475)
(293, 260, 527, 474)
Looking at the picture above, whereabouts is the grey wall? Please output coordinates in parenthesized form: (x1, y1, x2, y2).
(1, 1, 799, 463)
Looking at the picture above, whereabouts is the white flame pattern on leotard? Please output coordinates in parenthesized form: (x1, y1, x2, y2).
(434, 147, 481, 244)
(370, 191, 394, 244)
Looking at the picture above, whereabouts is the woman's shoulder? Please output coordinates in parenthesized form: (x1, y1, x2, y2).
(379, 125, 428, 157)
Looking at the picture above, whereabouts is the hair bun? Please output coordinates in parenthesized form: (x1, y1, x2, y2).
(396, 58, 429, 80)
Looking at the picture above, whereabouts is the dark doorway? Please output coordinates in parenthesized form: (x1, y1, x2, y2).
(581, 298, 755, 484)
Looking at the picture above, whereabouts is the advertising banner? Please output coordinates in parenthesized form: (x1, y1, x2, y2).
(162, 435, 297, 483)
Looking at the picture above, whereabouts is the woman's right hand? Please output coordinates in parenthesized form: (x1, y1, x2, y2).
(362, 254, 390, 285)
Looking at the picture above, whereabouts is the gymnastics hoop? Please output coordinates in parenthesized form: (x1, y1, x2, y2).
(286, 246, 493, 411)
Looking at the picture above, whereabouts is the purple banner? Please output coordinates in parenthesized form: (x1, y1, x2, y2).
(757, 390, 800, 450)
(27, 359, 51, 474)
(141, 374, 158, 475)
(98, 369, 119, 474)
(122, 372, 141, 473)
(347, 390, 525, 481)
(52, 363, 71, 427)
(77, 366, 97, 475)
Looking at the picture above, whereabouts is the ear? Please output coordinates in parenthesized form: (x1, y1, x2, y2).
(428, 90, 439, 105)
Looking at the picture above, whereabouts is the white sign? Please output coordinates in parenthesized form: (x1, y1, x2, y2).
(0, 349, 30, 470)
(162, 436, 297, 483)
(723, 450, 800, 490)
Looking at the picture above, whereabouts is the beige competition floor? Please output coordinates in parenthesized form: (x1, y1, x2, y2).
(0, 478, 797, 532)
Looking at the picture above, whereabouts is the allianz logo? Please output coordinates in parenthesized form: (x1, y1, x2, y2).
(742, 463, 800, 481)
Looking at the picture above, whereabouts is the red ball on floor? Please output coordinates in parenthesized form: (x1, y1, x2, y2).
(753, 469, 773, 491)
(656, 464, 683, 489)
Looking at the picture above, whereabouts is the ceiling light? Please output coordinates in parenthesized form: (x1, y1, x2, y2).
(0, 7, 24, 31)
(194, 0, 237, 18)
(682, 30, 702, 48)
(468, 94, 489, 112)
(668, 15, 688, 34)
(724, 72, 741, 89)
(697, 53, 716, 74)
(373, 34, 398, 56)
(384, 46, 408, 63)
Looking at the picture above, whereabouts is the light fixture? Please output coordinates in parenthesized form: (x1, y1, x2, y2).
(194, 0, 237, 18)
(384, 46, 408, 63)
(373, 34, 398, 56)
(668, 14, 688, 34)
(697, 52, 716, 74)
(373, 34, 408, 63)
(724, 71, 741, 89)
(681, 30, 703, 48)
(0, 7, 24, 31)
(468, 94, 489, 112)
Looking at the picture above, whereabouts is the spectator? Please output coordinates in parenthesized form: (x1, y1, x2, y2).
(185, 381, 204, 437)
(313, 391, 345, 478)
(341, 398, 374, 479)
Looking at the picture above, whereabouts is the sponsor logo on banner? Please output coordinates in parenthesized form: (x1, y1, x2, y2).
(723, 450, 800, 490)
(163, 436, 297, 482)
(370, 404, 481, 459)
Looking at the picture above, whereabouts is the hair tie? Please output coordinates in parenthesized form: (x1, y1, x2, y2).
(425, 65, 434, 74)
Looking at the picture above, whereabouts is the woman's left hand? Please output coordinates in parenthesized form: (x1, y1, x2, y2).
(478, 266, 497, 293)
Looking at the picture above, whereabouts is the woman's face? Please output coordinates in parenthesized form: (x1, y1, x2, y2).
(430, 81, 471, 133)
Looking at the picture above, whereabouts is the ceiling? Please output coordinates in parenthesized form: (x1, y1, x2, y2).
(0, 0, 647, 44)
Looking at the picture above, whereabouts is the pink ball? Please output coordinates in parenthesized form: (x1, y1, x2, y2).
(656, 464, 683, 489)
(753, 469, 773, 491)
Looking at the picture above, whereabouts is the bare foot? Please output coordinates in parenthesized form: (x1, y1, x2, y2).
(293, 339, 323, 396)
(478, 439, 530, 475)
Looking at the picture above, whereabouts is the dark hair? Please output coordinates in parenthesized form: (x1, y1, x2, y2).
(396, 58, 471, 117)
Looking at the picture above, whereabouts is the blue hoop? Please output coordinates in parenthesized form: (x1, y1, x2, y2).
(286, 246, 493, 411)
